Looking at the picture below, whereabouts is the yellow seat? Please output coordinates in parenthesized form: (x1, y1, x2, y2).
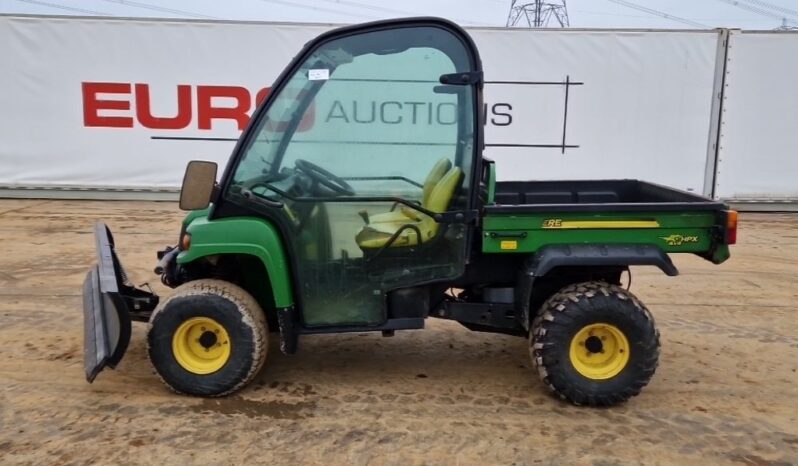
(368, 158, 452, 224)
(356, 166, 463, 250)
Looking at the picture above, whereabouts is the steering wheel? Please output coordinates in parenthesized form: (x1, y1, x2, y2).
(294, 159, 355, 196)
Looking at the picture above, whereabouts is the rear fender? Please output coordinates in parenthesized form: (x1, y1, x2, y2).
(516, 244, 678, 330)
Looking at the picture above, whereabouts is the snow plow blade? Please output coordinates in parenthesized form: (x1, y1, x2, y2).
(82, 223, 159, 382)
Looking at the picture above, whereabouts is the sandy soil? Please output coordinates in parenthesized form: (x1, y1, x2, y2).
(0, 199, 796, 465)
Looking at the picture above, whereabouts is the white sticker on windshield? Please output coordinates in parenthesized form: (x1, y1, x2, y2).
(308, 69, 330, 81)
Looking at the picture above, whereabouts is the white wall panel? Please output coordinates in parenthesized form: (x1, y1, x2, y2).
(474, 28, 719, 193)
(0, 16, 330, 188)
(714, 31, 798, 201)
(0, 16, 720, 193)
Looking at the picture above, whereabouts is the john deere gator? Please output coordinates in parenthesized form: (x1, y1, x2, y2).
(82, 17, 736, 406)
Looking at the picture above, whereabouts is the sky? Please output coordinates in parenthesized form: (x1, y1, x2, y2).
(3, 0, 798, 30)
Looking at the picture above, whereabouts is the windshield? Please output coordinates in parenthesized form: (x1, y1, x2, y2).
(230, 26, 475, 201)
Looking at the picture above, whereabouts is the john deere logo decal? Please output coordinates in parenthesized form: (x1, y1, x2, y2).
(661, 234, 699, 246)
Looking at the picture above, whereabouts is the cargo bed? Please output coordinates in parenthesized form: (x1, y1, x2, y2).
(486, 179, 725, 213)
(480, 179, 732, 262)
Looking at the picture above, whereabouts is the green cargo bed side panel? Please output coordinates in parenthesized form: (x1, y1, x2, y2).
(177, 216, 294, 307)
(482, 211, 719, 254)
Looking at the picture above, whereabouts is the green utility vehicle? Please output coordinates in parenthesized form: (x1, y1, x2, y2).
(83, 18, 737, 406)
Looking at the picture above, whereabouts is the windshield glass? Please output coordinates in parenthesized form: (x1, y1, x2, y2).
(230, 26, 474, 201)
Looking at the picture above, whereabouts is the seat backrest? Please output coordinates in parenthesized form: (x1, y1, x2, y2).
(415, 166, 463, 241)
(398, 166, 463, 242)
(427, 167, 463, 214)
(422, 158, 453, 207)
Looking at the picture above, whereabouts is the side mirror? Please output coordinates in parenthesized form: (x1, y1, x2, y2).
(179, 161, 218, 211)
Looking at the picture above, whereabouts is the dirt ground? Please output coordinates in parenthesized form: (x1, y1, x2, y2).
(0, 199, 796, 465)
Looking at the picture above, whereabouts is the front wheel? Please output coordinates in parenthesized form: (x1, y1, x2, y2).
(531, 281, 660, 406)
(147, 279, 268, 396)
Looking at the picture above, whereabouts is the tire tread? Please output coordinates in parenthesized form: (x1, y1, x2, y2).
(530, 281, 660, 406)
(147, 279, 268, 397)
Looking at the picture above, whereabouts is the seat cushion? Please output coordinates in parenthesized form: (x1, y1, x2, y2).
(355, 220, 425, 249)
(366, 158, 452, 224)
(368, 208, 415, 225)
(356, 166, 464, 250)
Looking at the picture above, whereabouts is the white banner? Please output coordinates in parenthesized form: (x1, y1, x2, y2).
(0, 16, 721, 193)
(476, 28, 719, 194)
(0, 16, 328, 188)
(714, 31, 798, 201)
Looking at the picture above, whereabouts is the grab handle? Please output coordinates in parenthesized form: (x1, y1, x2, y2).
(488, 232, 528, 239)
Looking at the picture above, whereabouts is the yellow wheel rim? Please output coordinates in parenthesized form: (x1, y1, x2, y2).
(171, 317, 231, 375)
(569, 323, 630, 380)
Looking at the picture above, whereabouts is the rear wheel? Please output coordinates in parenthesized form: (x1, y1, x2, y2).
(531, 281, 659, 406)
(147, 279, 268, 396)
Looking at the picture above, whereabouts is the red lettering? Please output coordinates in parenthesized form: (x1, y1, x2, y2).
(82, 82, 133, 128)
(255, 87, 271, 106)
(82, 82, 315, 133)
(134, 84, 192, 130)
(298, 103, 315, 133)
(262, 88, 315, 133)
(197, 86, 251, 131)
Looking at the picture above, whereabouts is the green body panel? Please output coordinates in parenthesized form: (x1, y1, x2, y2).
(172, 208, 724, 315)
(482, 211, 720, 255)
(177, 215, 294, 307)
(182, 207, 211, 226)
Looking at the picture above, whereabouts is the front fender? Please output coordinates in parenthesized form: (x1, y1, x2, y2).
(177, 217, 294, 308)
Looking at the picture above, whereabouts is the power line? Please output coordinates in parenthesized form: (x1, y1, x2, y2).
(571, 9, 653, 19)
(605, 0, 707, 28)
(570, 8, 778, 22)
(739, 0, 798, 19)
(14, 0, 110, 15)
(98, 0, 217, 19)
(717, 0, 784, 19)
(254, 0, 379, 21)
(716, 0, 798, 26)
(313, 0, 494, 26)
(314, 0, 420, 17)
